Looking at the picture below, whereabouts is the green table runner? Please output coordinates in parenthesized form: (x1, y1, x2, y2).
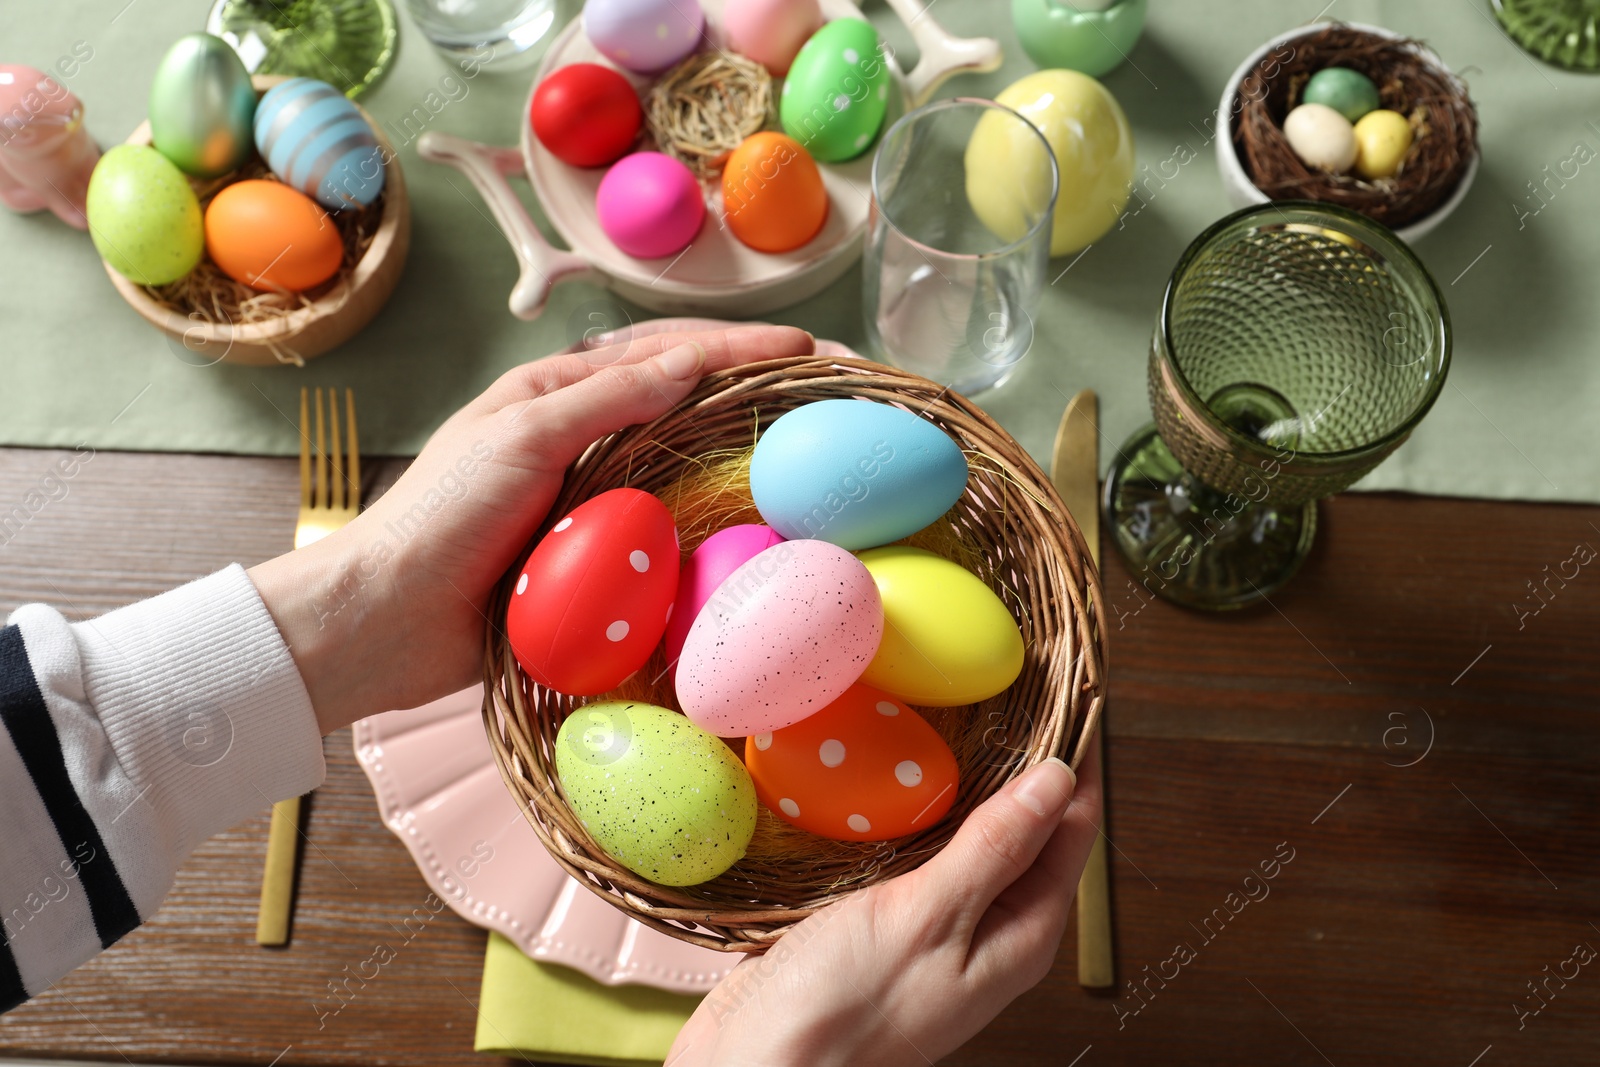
(3, 0, 1597, 503)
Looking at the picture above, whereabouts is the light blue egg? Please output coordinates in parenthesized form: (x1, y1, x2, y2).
(749, 400, 969, 550)
(253, 77, 384, 211)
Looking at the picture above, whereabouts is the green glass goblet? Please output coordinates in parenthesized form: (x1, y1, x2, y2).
(1103, 202, 1451, 611)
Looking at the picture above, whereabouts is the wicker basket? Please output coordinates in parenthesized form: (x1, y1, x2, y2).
(481, 355, 1106, 952)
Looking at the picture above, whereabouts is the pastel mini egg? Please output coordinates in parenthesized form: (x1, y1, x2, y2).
(1300, 67, 1381, 124)
(857, 546, 1023, 706)
(85, 144, 204, 285)
(530, 63, 642, 167)
(204, 180, 342, 291)
(506, 488, 680, 696)
(254, 78, 385, 211)
(676, 540, 882, 736)
(148, 33, 257, 178)
(722, 131, 828, 253)
(556, 701, 756, 885)
(779, 18, 892, 163)
(745, 684, 958, 841)
(1353, 108, 1413, 180)
(583, 0, 704, 74)
(1283, 103, 1357, 174)
(663, 523, 785, 681)
(596, 151, 705, 258)
(724, 0, 823, 75)
(749, 399, 968, 550)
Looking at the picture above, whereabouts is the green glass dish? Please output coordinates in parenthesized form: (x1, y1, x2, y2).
(1492, 0, 1600, 71)
(1103, 202, 1451, 611)
(206, 0, 398, 99)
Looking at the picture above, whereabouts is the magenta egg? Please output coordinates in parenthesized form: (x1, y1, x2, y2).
(663, 524, 785, 681)
(595, 151, 704, 259)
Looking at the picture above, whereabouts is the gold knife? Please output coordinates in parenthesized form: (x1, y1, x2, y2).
(1050, 389, 1113, 989)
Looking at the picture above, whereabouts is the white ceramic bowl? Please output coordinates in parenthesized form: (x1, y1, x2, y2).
(1215, 22, 1478, 244)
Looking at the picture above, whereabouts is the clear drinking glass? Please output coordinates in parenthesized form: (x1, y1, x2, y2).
(864, 98, 1058, 396)
(403, 0, 567, 70)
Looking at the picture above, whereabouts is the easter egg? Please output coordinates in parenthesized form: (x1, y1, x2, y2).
(721, 132, 828, 253)
(780, 18, 892, 163)
(749, 399, 968, 550)
(596, 151, 705, 258)
(204, 180, 343, 291)
(663, 524, 785, 680)
(968, 69, 1133, 256)
(1301, 67, 1381, 124)
(676, 540, 883, 736)
(857, 546, 1023, 706)
(1283, 103, 1357, 174)
(85, 145, 203, 285)
(725, 0, 823, 75)
(583, 0, 704, 73)
(254, 78, 385, 211)
(745, 684, 958, 841)
(148, 33, 256, 178)
(506, 488, 680, 696)
(530, 64, 642, 168)
(556, 701, 756, 885)
(1353, 109, 1413, 180)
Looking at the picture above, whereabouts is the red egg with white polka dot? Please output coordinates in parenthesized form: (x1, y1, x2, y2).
(506, 488, 679, 697)
(743, 683, 958, 841)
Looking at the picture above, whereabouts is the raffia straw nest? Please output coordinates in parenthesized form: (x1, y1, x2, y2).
(645, 50, 773, 177)
(482, 356, 1106, 952)
(139, 157, 385, 366)
(1234, 24, 1478, 229)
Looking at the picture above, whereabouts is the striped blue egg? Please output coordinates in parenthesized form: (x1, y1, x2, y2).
(253, 78, 385, 211)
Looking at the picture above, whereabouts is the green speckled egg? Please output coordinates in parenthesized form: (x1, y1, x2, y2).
(555, 701, 757, 887)
(86, 145, 204, 286)
(780, 18, 891, 163)
(1301, 67, 1381, 124)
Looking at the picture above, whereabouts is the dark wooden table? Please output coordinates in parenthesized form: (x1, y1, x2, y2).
(0, 446, 1595, 1067)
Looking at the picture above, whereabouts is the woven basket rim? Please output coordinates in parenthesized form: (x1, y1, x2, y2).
(481, 354, 1106, 951)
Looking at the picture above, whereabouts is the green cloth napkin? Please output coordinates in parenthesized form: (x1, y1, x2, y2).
(474, 933, 703, 1067)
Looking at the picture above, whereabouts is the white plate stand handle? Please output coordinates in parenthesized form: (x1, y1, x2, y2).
(883, 0, 1004, 106)
(417, 130, 594, 321)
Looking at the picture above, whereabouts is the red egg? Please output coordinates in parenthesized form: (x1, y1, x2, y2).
(744, 684, 959, 841)
(506, 488, 679, 696)
(530, 63, 642, 168)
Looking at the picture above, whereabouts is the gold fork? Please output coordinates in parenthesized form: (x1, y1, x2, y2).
(257, 387, 360, 946)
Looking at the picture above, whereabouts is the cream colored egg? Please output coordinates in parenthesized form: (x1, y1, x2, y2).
(1283, 103, 1357, 174)
(1353, 109, 1414, 180)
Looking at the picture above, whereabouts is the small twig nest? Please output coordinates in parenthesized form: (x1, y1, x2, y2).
(1234, 24, 1478, 229)
(646, 51, 773, 177)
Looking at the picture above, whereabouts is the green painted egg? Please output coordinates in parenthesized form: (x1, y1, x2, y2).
(86, 144, 204, 286)
(555, 701, 757, 886)
(149, 33, 257, 178)
(1301, 67, 1381, 124)
(779, 18, 891, 163)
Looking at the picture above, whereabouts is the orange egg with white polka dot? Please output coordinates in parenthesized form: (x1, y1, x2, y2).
(744, 683, 958, 841)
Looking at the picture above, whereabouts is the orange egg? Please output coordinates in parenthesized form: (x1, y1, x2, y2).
(721, 131, 828, 254)
(204, 179, 343, 291)
(744, 684, 959, 841)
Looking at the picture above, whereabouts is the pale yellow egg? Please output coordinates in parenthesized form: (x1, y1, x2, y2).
(1353, 109, 1414, 180)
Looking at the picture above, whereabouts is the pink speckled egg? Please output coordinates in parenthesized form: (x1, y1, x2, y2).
(596, 151, 705, 259)
(724, 0, 823, 75)
(675, 540, 882, 736)
(663, 524, 785, 682)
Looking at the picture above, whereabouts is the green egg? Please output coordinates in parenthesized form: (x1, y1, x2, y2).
(780, 18, 892, 163)
(148, 33, 257, 178)
(555, 701, 757, 887)
(1301, 67, 1381, 123)
(86, 144, 204, 286)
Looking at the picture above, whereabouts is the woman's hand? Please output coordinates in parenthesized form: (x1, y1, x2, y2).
(668, 748, 1104, 1067)
(249, 325, 814, 733)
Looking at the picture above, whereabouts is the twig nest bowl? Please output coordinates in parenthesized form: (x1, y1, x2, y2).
(1218, 23, 1479, 242)
(101, 75, 410, 366)
(482, 356, 1106, 951)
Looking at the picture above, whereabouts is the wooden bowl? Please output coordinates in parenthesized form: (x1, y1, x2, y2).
(102, 75, 410, 366)
(481, 356, 1107, 952)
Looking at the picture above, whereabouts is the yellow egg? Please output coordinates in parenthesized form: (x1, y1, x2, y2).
(856, 546, 1024, 706)
(1353, 109, 1413, 180)
(966, 69, 1134, 257)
